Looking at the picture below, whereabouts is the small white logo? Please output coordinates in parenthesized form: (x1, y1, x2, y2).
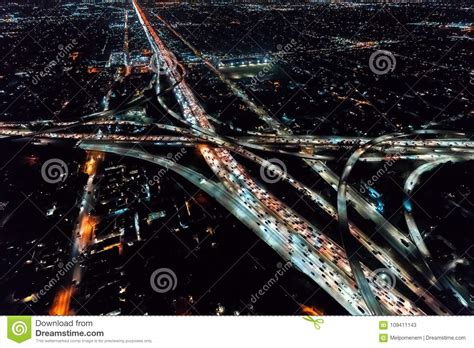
(260, 158, 287, 184)
(369, 50, 396, 75)
(41, 158, 69, 184)
(11, 321, 28, 336)
(150, 268, 178, 293)
(369, 268, 397, 291)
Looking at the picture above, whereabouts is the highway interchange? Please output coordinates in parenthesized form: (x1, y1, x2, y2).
(1, 0, 472, 316)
